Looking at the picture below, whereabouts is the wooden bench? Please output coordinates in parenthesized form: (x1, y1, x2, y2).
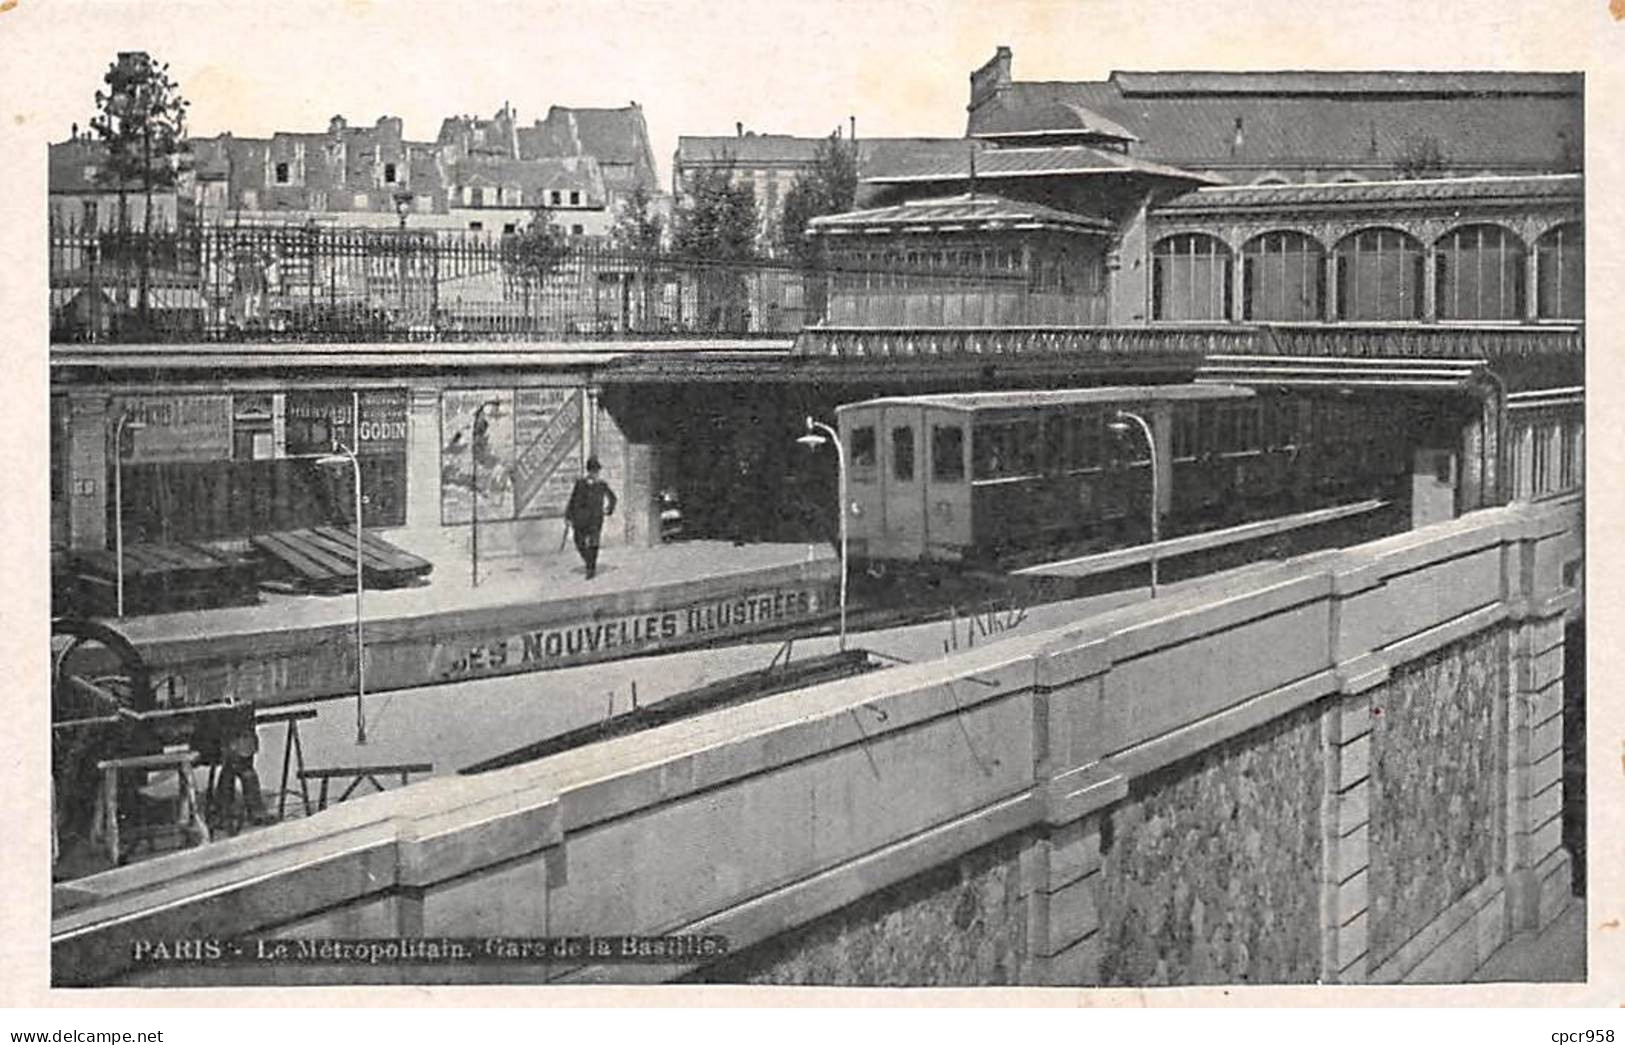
(251, 527, 432, 593)
(298, 762, 434, 811)
(71, 542, 259, 616)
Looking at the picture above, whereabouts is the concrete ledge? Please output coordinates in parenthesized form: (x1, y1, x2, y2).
(1109, 670, 1336, 781)
(1371, 876, 1505, 984)
(549, 792, 1038, 985)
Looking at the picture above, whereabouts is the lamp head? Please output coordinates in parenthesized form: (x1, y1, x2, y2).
(796, 433, 826, 450)
(314, 452, 351, 468)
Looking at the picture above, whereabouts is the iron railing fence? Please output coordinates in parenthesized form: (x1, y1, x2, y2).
(48, 222, 1114, 342)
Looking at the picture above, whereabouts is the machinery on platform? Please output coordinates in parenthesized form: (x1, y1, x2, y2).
(51, 616, 255, 874)
(834, 383, 1416, 568)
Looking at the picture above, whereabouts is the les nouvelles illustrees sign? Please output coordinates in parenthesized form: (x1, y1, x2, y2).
(435, 583, 832, 680)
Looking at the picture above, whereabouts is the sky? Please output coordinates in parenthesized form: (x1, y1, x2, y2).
(1, 0, 1612, 190)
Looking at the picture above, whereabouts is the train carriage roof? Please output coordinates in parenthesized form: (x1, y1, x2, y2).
(836, 384, 1255, 416)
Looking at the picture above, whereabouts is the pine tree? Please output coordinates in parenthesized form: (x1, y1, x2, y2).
(89, 51, 189, 326)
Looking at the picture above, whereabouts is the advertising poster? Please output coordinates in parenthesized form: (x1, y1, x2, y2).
(113, 394, 233, 464)
(285, 389, 408, 457)
(512, 388, 584, 519)
(440, 389, 516, 525)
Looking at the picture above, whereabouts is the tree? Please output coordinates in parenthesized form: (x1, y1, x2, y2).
(776, 132, 859, 266)
(610, 183, 665, 254)
(500, 211, 570, 325)
(89, 52, 189, 324)
(672, 160, 759, 262)
(672, 159, 760, 331)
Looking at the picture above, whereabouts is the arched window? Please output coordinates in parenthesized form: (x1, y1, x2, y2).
(1435, 224, 1526, 321)
(1333, 228, 1424, 321)
(1242, 231, 1325, 321)
(1535, 223, 1583, 320)
(1152, 233, 1232, 321)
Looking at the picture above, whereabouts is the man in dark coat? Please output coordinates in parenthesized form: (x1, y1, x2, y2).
(565, 456, 617, 579)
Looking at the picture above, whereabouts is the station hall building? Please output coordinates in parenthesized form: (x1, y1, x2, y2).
(49, 50, 1583, 595)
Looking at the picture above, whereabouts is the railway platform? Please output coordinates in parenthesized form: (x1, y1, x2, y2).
(108, 535, 841, 709)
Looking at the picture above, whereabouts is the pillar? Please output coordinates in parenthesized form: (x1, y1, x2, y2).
(66, 393, 110, 551)
(1026, 640, 1120, 985)
(1320, 669, 1382, 983)
(1423, 244, 1439, 321)
(404, 386, 443, 534)
(1503, 534, 1572, 930)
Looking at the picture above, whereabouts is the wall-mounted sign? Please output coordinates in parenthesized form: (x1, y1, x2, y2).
(433, 582, 832, 681)
(115, 395, 233, 464)
(285, 389, 408, 456)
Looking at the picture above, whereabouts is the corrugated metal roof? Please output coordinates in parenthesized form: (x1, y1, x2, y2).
(977, 78, 1582, 173)
(1156, 173, 1583, 212)
(838, 384, 1254, 415)
(808, 192, 1113, 235)
(676, 135, 825, 166)
(1110, 71, 1580, 96)
(862, 144, 1216, 185)
(971, 101, 1139, 143)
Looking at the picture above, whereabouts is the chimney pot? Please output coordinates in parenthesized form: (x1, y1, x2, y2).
(736, 121, 744, 138)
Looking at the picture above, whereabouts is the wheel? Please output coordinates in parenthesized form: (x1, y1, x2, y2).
(51, 616, 155, 723)
(51, 617, 156, 862)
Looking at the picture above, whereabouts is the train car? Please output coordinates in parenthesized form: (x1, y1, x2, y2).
(834, 384, 1413, 566)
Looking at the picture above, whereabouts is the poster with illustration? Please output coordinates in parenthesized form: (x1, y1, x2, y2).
(441, 387, 584, 524)
(440, 389, 515, 525)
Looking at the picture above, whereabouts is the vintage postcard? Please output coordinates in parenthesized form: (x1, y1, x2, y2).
(0, 0, 1620, 1022)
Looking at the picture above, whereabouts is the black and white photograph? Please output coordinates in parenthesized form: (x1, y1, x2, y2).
(1, 0, 1620, 1021)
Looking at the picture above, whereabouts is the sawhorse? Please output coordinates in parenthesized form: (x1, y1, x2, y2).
(299, 762, 435, 812)
(256, 707, 319, 820)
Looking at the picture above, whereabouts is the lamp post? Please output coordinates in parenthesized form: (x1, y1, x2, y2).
(470, 398, 502, 587)
(796, 417, 847, 651)
(1108, 409, 1159, 598)
(112, 411, 148, 617)
(314, 443, 366, 745)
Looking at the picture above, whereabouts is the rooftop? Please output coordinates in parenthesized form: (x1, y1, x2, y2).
(861, 143, 1218, 186)
(1155, 172, 1585, 212)
(807, 192, 1115, 236)
(970, 54, 1583, 174)
(840, 384, 1255, 414)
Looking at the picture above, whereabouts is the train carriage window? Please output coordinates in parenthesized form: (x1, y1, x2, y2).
(1043, 415, 1067, 473)
(973, 425, 1003, 479)
(933, 424, 965, 483)
(1237, 405, 1261, 452)
(849, 425, 877, 473)
(892, 425, 916, 482)
(1172, 405, 1198, 460)
(1013, 419, 1040, 476)
(1199, 404, 1219, 456)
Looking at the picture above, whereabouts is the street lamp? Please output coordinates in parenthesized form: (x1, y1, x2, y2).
(313, 443, 367, 745)
(112, 412, 148, 617)
(470, 398, 502, 587)
(1108, 409, 1159, 598)
(796, 416, 847, 651)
